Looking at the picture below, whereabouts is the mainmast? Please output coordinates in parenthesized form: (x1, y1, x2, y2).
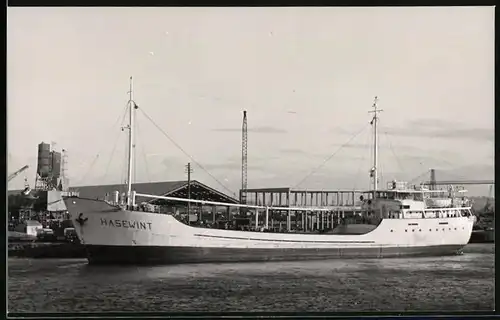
(126, 76, 135, 206)
(241, 110, 248, 205)
(369, 96, 383, 192)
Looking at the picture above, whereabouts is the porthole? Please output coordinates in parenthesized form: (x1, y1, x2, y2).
(462, 227, 464, 230)
(405, 229, 408, 232)
(454, 228, 457, 230)
(449, 228, 451, 231)
(442, 228, 445, 231)
(412, 229, 415, 232)
(429, 229, 432, 231)
(390, 229, 393, 232)
(436, 228, 438, 231)
(419, 229, 421, 232)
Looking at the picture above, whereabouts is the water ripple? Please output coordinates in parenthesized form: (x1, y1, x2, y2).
(8, 244, 494, 312)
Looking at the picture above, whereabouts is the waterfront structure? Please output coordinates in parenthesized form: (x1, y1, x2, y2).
(35, 142, 66, 191)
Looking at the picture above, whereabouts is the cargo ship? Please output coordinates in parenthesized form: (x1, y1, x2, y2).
(64, 79, 476, 265)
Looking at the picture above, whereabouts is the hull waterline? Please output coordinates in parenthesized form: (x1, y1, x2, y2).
(85, 244, 465, 265)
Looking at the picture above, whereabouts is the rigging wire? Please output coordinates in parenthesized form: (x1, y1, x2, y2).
(378, 149, 384, 187)
(137, 108, 236, 196)
(133, 107, 137, 185)
(381, 129, 406, 177)
(292, 123, 371, 189)
(75, 104, 129, 185)
(408, 169, 432, 185)
(103, 104, 131, 183)
(120, 137, 128, 195)
(78, 154, 100, 186)
(381, 131, 457, 182)
(103, 132, 124, 183)
(435, 168, 466, 181)
(135, 113, 151, 182)
(377, 119, 384, 187)
(351, 128, 370, 190)
(120, 106, 130, 195)
(368, 119, 374, 190)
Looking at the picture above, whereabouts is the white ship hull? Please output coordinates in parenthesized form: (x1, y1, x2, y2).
(65, 198, 475, 265)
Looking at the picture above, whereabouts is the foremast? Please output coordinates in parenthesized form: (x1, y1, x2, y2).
(369, 96, 383, 194)
(126, 76, 135, 207)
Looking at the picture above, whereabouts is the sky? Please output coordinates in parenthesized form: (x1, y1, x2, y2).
(7, 7, 495, 197)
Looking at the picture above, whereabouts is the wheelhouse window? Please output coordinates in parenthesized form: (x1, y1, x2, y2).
(414, 193, 424, 201)
(396, 192, 414, 200)
(376, 191, 396, 200)
(376, 191, 423, 201)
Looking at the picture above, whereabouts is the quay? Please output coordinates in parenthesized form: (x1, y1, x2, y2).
(8, 242, 86, 259)
(469, 229, 494, 243)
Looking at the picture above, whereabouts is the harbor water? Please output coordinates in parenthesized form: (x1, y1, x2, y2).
(8, 244, 494, 313)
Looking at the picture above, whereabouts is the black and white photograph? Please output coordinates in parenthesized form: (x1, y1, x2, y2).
(7, 6, 494, 314)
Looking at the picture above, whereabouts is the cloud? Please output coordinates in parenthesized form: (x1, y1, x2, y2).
(160, 156, 184, 168)
(330, 127, 360, 135)
(278, 148, 325, 159)
(435, 164, 494, 181)
(328, 142, 420, 153)
(334, 143, 369, 149)
(278, 148, 346, 161)
(383, 119, 494, 142)
(395, 154, 459, 168)
(279, 148, 308, 156)
(203, 162, 265, 172)
(387, 127, 494, 141)
(202, 154, 279, 173)
(212, 126, 287, 134)
(332, 118, 493, 142)
(408, 118, 458, 128)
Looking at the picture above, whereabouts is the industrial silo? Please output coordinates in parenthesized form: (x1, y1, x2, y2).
(50, 151, 62, 178)
(37, 142, 51, 178)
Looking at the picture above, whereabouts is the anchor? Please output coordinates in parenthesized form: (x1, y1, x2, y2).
(76, 213, 88, 226)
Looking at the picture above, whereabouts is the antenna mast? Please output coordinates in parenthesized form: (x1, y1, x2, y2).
(126, 76, 135, 207)
(241, 110, 248, 205)
(369, 96, 383, 192)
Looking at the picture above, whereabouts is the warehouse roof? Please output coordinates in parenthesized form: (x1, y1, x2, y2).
(67, 180, 239, 205)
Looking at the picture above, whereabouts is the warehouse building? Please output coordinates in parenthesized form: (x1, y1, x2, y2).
(9, 180, 240, 224)
(68, 180, 239, 223)
(68, 180, 239, 206)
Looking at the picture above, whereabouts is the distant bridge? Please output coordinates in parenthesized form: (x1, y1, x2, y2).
(422, 180, 494, 186)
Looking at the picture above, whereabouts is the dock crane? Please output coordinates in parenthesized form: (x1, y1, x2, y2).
(8, 165, 29, 183)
